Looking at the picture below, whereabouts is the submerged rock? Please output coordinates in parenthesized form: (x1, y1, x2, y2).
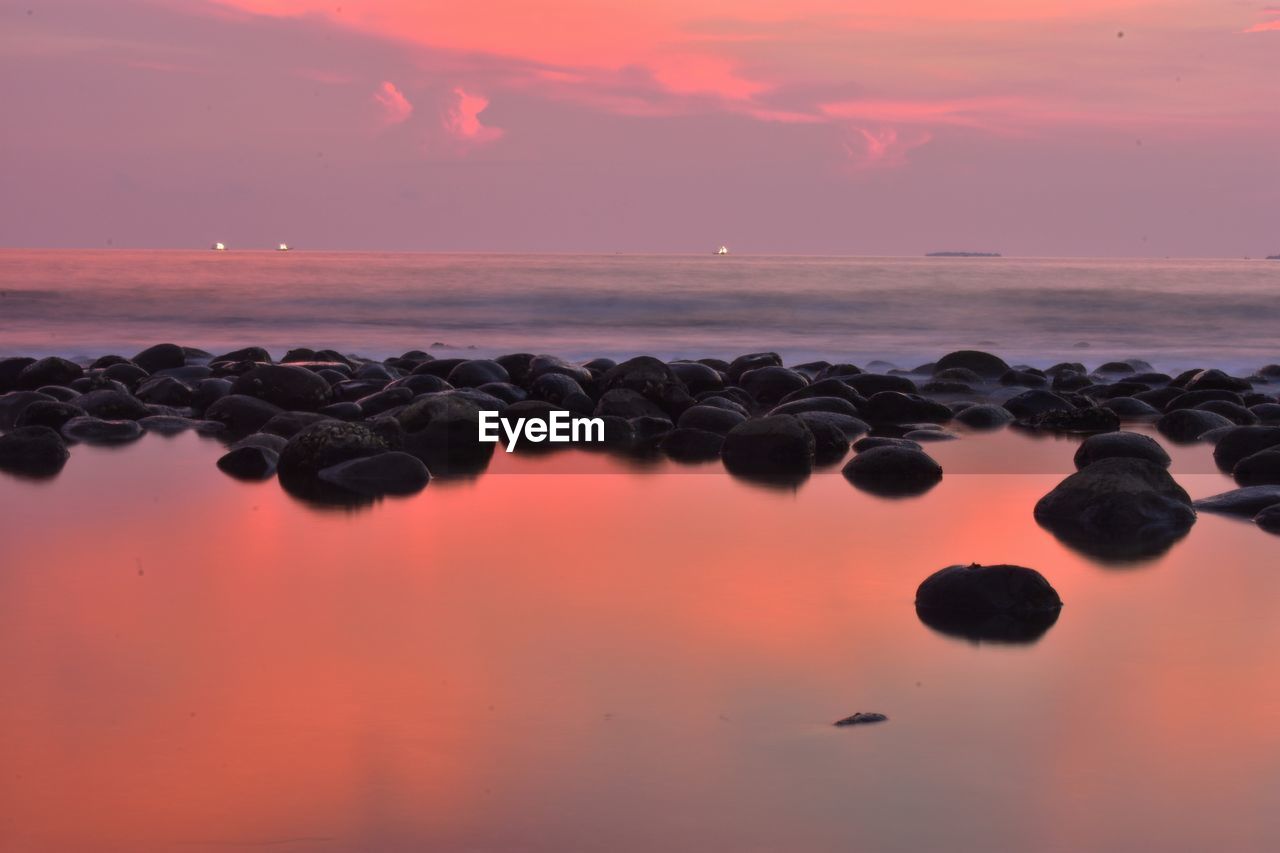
(1193, 486, 1280, 517)
(0, 425, 69, 476)
(1073, 431, 1170, 470)
(1232, 450, 1280, 486)
(833, 713, 888, 727)
(721, 415, 814, 478)
(232, 364, 332, 411)
(954, 404, 1014, 430)
(915, 563, 1062, 643)
(1034, 457, 1194, 560)
(1212, 426, 1280, 472)
(1254, 504, 1280, 534)
(317, 451, 430, 496)
(661, 427, 724, 461)
(842, 445, 942, 496)
(216, 445, 279, 480)
(60, 416, 144, 444)
(933, 350, 1009, 379)
(1156, 408, 1234, 443)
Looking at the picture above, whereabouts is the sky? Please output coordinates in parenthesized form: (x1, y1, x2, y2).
(1, 0, 1277, 256)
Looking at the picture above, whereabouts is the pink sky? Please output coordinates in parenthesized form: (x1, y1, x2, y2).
(1, 0, 1277, 255)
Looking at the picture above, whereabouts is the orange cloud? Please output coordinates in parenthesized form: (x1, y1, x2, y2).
(841, 126, 933, 169)
(443, 87, 504, 143)
(373, 80, 413, 125)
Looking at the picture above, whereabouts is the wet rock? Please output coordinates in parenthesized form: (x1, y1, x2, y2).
(204, 394, 284, 434)
(727, 352, 782, 383)
(770, 396, 860, 418)
(1232, 450, 1280, 486)
(61, 416, 144, 444)
(739, 366, 809, 408)
(853, 436, 922, 453)
(1195, 400, 1258, 425)
(1096, 361, 1136, 375)
(800, 415, 850, 465)
(668, 361, 724, 395)
(921, 380, 975, 394)
(1184, 368, 1251, 393)
(355, 387, 413, 418)
(933, 350, 1009, 379)
(191, 377, 234, 413)
(0, 357, 37, 393)
(1074, 432, 1171, 470)
(1000, 369, 1047, 388)
(135, 375, 193, 406)
(904, 429, 957, 442)
(661, 427, 724, 461)
(477, 383, 526, 405)
(862, 391, 952, 425)
(132, 343, 186, 373)
(232, 364, 332, 411)
(530, 373, 593, 414)
(14, 400, 85, 431)
(842, 445, 942, 496)
(210, 346, 272, 364)
(1254, 504, 1280, 534)
(528, 354, 593, 385)
(791, 410, 869, 441)
(1212, 426, 1280, 472)
(915, 563, 1062, 643)
(779, 378, 866, 408)
(1251, 403, 1280, 424)
(262, 411, 333, 439)
(1052, 371, 1094, 392)
(0, 425, 69, 476)
(2, 391, 62, 429)
(102, 362, 150, 389)
(722, 415, 814, 477)
(447, 359, 509, 388)
(231, 432, 289, 454)
(35, 385, 80, 402)
(1002, 389, 1075, 419)
(934, 367, 983, 384)
(18, 357, 83, 390)
(1194, 485, 1280, 517)
(1017, 407, 1119, 434)
(1034, 457, 1195, 560)
(396, 393, 493, 475)
(216, 445, 279, 480)
(139, 415, 223, 435)
(1101, 397, 1161, 419)
(278, 420, 397, 485)
(954, 404, 1014, 429)
(317, 451, 430, 496)
(492, 353, 534, 385)
(1156, 408, 1234, 442)
(834, 713, 887, 727)
(75, 388, 150, 421)
(677, 404, 746, 435)
(318, 401, 363, 421)
(595, 388, 669, 421)
(387, 374, 453, 396)
(1165, 389, 1243, 411)
(846, 374, 917, 396)
(602, 356, 693, 417)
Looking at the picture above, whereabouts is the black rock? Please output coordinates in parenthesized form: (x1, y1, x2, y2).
(230, 432, 290, 454)
(853, 436, 922, 453)
(528, 354, 593, 385)
(1101, 397, 1161, 419)
(75, 388, 150, 421)
(1194, 486, 1280, 517)
(721, 414, 814, 476)
(396, 393, 493, 475)
(1254, 504, 1280, 534)
(35, 385, 80, 403)
(1156, 408, 1234, 442)
(833, 713, 888, 727)
(954, 404, 1014, 430)
(355, 387, 413, 418)
(677, 404, 746, 436)
(18, 357, 83, 390)
(102, 362, 150, 389)
(1212, 426, 1280, 472)
(1017, 407, 1119, 434)
(139, 415, 223, 435)
(278, 420, 397, 485)
(0, 357, 37, 393)
(262, 411, 334, 439)
(934, 350, 1009, 379)
(842, 445, 942, 496)
(1184, 368, 1251, 393)
(862, 391, 952, 425)
(447, 359, 510, 388)
(800, 415, 851, 465)
(210, 346, 272, 364)
(602, 356, 693, 417)
(770, 396, 860, 418)
(191, 377, 234, 413)
(132, 343, 186, 373)
(1233, 450, 1280, 486)
(387, 374, 453, 396)
(0, 425, 69, 476)
(1165, 389, 1244, 411)
(791, 410, 870, 441)
(667, 361, 724, 395)
(14, 400, 86, 431)
(1034, 457, 1195, 560)
(135, 375, 193, 407)
(1000, 369, 1047, 388)
(1250, 403, 1280, 425)
(216, 445, 279, 480)
(595, 388, 670, 420)
(915, 563, 1062, 643)
(232, 364, 332, 411)
(727, 352, 782, 383)
(846, 374, 917, 396)
(661, 428, 724, 461)
(1195, 400, 1258, 425)
(934, 367, 983, 383)
(60, 416, 144, 444)
(1002, 389, 1075, 419)
(204, 394, 285, 434)
(1074, 431, 1170, 470)
(317, 451, 430, 496)
(739, 366, 809, 408)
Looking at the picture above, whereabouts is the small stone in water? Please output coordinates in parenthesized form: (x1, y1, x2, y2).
(834, 712, 888, 727)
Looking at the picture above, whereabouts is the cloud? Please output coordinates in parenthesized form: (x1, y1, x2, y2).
(841, 126, 933, 169)
(373, 80, 413, 124)
(443, 87, 504, 143)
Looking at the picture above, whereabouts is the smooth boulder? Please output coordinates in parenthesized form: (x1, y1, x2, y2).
(1073, 431, 1170, 470)
(0, 425, 69, 476)
(317, 451, 430, 496)
(915, 563, 1062, 643)
(721, 415, 814, 478)
(842, 446, 942, 496)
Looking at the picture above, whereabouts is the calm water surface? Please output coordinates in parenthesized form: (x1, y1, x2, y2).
(2, 250, 1279, 372)
(1, 428, 1278, 852)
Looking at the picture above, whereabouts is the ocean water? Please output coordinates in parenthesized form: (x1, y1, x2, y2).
(2, 250, 1277, 371)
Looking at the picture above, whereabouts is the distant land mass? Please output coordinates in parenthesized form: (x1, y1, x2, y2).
(1267, 254, 1280, 260)
(925, 251, 1002, 258)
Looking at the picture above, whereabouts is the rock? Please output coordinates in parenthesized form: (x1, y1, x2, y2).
(934, 350, 1009, 379)
(317, 451, 430, 496)
(780, 378, 866, 407)
(1002, 389, 1075, 419)
(595, 388, 670, 421)
(527, 354, 592, 385)
(842, 446, 942, 496)
(721, 415, 814, 477)
(1212, 426, 1280, 472)
(954, 404, 1014, 429)
(131, 343, 186, 373)
(1101, 397, 1161, 419)
(102, 362, 150, 389)
(791, 410, 870, 441)
(139, 415, 223, 435)
(1233, 450, 1280, 486)
(915, 563, 1062, 643)
(396, 393, 493, 475)
(677, 404, 746, 436)
(727, 352, 781, 383)
(661, 428, 724, 461)
(75, 388, 150, 420)
(1000, 369, 1047, 387)
(204, 394, 285, 434)
(1156, 408, 1234, 442)
(354, 387, 413, 418)
(1052, 371, 1094, 392)
(602, 356, 693, 417)
(1034, 457, 1195, 559)
(800, 415, 851, 465)
(770, 396, 860, 418)
(0, 425, 69, 476)
(1194, 486, 1280, 517)
(232, 364, 332, 411)
(231, 432, 289, 454)
(387, 374, 453, 396)
(0, 357, 37, 393)
(216, 445, 279, 479)
(934, 367, 983, 383)
(18, 357, 83, 390)
(1073, 432, 1170, 470)
(1254, 504, 1280, 534)
(530, 373, 593, 414)
(447, 359, 510, 388)
(0, 391, 55, 429)
(1195, 400, 1258, 425)
(1165, 389, 1243, 411)
(190, 377, 234, 413)
(477, 382, 527, 405)
(210, 346, 272, 364)
(904, 429, 957, 442)
(278, 420, 397, 485)
(1184, 368, 1251, 393)
(14, 400, 85, 430)
(833, 713, 888, 727)
(1250, 403, 1280, 425)
(1096, 361, 1135, 375)
(35, 385, 80, 402)
(1018, 407, 1119, 434)
(846, 374, 917, 396)
(262, 411, 333, 439)
(853, 436, 922, 453)
(60, 416, 144, 444)
(739, 366, 809, 408)
(135, 375, 193, 406)
(861, 391, 951, 425)
(667, 361, 724, 395)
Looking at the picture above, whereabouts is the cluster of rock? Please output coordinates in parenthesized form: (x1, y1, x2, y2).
(2, 346, 1280, 528)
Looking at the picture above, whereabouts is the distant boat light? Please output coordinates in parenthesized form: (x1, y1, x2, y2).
(278, 243, 291, 252)
(212, 242, 227, 251)
(716, 245, 729, 255)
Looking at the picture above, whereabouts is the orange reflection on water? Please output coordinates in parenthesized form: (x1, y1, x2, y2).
(1, 430, 1279, 851)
